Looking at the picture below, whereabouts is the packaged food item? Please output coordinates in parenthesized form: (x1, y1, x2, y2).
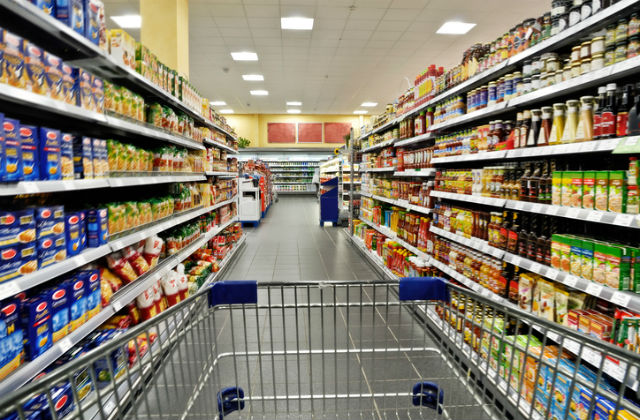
(3, 30, 26, 89)
(37, 233, 65, 268)
(73, 136, 93, 179)
(81, 269, 101, 319)
(0, 114, 5, 181)
(99, 138, 108, 174)
(91, 330, 126, 388)
(92, 75, 104, 113)
(20, 293, 53, 360)
(84, 0, 102, 45)
(551, 171, 563, 206)
(518, 273, 536, 312)
(87, 208, 108, 246)
(160, 272, 181, 307)
(122, 245, 150, 276)
(0, 299, 25, 380)
(38, 127, 61, 180)
(582, 171, 595, 209)
(2, 118, 23, 182)
(60, 133, 74, 180)
(56, 0, 85, 35)
(106, 251, 138, 283)
(99, 267, 122, 293)
(91, 138, 102, 177)
(41, 52, 63, 100)
(22, 41, 46, 96)
(76, 68, 94, 111)
(48, 284, 69, 342)
(608, 171, 627, 213)
(568, 171, 583, 207)
(143, 235, 163, 266)
(594, 171, 609, 212)
(32, 0, 55, 15)
(135, 286, 157, 321)
(35, 205, 64, 239)
(555, 287, 570, 326)
(19, 124, 39, 180)
(569, 237, 582, 277)
(60, 63, 77, 105)
(64, 275, 86, 332)
(64, 212, 82, 256)
(580, 239, 594, 281)
(0, 208, 36, 246)
(0, 242, 37, 282)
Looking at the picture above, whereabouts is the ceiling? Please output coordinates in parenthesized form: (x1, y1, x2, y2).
(103, 0, 548, 115)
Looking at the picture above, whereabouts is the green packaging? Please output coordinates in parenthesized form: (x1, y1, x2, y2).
(595, 171, 609, 212)
(608, 171, 627, 213)
(569, 237, 582, 277)
(582, 171, 595, 209)
(552, 171, 563, 206)
(580, 239, 594, 281)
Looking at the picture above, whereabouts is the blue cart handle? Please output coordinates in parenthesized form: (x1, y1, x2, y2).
(399, 277, 450, 302)
(208, 281, 258, 307)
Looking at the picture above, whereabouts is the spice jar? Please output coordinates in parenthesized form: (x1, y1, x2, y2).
(615, 41, 628, 63)
(604, 45, 616, 66)
(580, 41, 591, 59)
(591, 36, 605, 55)
(605, 23, 616, 47)
(580, 58, 591, 74)
(577, 96, 595, 141)
(617, 18, 629, 43)
(591, 52, 605, 70)
(628, 35, 640, 58)
(550, 103, 566, 144)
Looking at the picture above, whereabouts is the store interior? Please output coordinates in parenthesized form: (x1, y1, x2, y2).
(2, 1, 640, 420)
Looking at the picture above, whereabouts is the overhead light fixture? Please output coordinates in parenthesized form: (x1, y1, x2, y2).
(353, 110, 368, 115)
(242, 74, 264, 81)
(287, 101, 302, 106)
(231, 51, 258, 61)
(111, 15, 141, 28)
(281, 17, 314, 30)
(220, 109, 234, 114)
(287, 109, 301, 114)
(361, 102, 378, 107)
(436, 21, 476, 35)
(210, 100, 226, 106)
(250, 90, 269, 96)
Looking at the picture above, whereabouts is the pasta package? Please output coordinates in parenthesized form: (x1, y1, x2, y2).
(106, 251, 138, 283)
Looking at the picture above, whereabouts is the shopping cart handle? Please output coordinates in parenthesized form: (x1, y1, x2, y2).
(399, 277, 450, 302)
(412, 381, 443, 413)
(217, 386, 245, 419)
(208, 281, 258, 307)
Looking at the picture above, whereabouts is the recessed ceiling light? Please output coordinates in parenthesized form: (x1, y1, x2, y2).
(287, 109, 301, 114)
(436, 21, 476, 35)
(361, 102, 378, 107)
(111, 15, 141, 28)
(231, 51, 258, 61)
(287, 101, 302, 106)
(220, 109, 234, 114)
(281, 17, 314, 30)
(210, 100, 226, 106)
(242, 74, 264, 81)
(250, 90, 269, 96)
(353, 110, 368, 115)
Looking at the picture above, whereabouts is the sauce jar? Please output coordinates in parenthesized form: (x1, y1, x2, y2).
(605, 23, 617, 48)
(616, 18, 629, 43)
(531, 74, 541, 90)
(522, 60, 533, 77)
(629, 13, 640, 37)
(580, 58, 591, 75)
(604, 45, 616, 66)
(571, 46, 581, 63)
(540, 71, 550, 87)
(555, 70, 564, 84)
(615, 41, 628, 63)
(591, 52, 605, 70)
(580, 41, 591, 59)
(488, 81, 497, 105)
(591, 36, 605, 55)
(571, 61, 582, 78)
(628, 35, 640, 58)
(523, 77, 532, 93)
(546, 55, 561, 72)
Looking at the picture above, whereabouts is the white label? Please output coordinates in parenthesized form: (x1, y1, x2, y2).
(546, 206, 560, 216)
(531, 204, 542, 213)
(625, 137, 639, 147)
(615, 214, 636, 226)
(586, 212, 603, 222)
(564, 276, 578, 287)
(104, 401, 116, 413)
(611, 291, 632, 307)
(530, 262, 542, 273)
(515, 202, 525, 210)
(586, 283, 604, 297)
(113, 300, 124, 312)
(0, 282, 20, 299)
(511, 256, 522, 266)
(546, 268, 560, 280)
(566, 208, 581, 218)
(23, 183, 39, 193)
(582, 349, 600, 366)
(59, 337, 73, 353)
(580, 142, 597, 152)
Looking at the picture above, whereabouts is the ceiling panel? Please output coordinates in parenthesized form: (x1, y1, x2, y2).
(103, 0, 548, 114)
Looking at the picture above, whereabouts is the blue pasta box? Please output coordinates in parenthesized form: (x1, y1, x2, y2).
(64, 276, 86, 332)
(0, 114, 5, 181)
(64, 212, 82, 257)
(48, 285, 69, 343)
(19, 124, 39, 181)
(92, 75, 104, 113)
(84, 0, 101, 45)
(2, 118, 23, 182)
(48, 383, 75, 419)
(79, 210, 87, 248)
(0, 208, 36, 247)
(42, 52, 63, 101)
(53, 346, 93, 402)
(0, 243, 37, 283)
(72, 136, 93, 179)
(75, 68, 93, 111)
(35, 205, 64, 239)
(0, 299, 21, 337)
(80, 269, 100, 319)
(55, 0, 84, 35)
(0, 30, 5, 85)
(87, 208, 108, 246)
(91, 330, 126, 388)
(31, 0, 55, 15)
(0, 327, 24, 381)
(39, 127, 61, 180)
(20, 293, 52, 360)
(60, 63, 77, 106)
(22, 41, 46, 96)
(60, 133, 74, 180)
(37, 234, 65, 269)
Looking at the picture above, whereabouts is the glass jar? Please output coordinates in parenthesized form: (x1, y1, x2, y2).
(523, 77, 532, 93)
(562, 99, 580, 143)
(605, 23, 617, 47)
(591, 36, 605, 55)
(580, 41, 591, 59)
(604, 45, 616, 66)
(545, 56, 560, 73)
(571, 61, 582, 78)
(628, 35, 640, 58)
(630, 13, 640, 37)
(571, 45, 581, 63)
(617, 18, 629, 43)
(531, 74, 541, 90)
(563, 64, 573, 80)
(488, 81, 497, 105)
(555, 70, 564, 84)
(540, 71, 549, 88)
(615, 41, 628, 63)
(591, 52, 605, 70)
(523, 60, 533, 78)
(580, 58, 591, 74)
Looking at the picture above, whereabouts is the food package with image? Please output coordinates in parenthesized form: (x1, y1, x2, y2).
(106, 251, 138, 283)
(20, 292, 53, 360)
(2, 118, 24, 182)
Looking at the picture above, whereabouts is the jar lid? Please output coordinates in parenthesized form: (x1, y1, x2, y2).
(572, 45, 581, 51)
(581, 41, 591, 46)
(592, 52, 604, 58)
(571, 61, 581, 67)
(591, 36, 605, 42)
(579, 95, 594, 101)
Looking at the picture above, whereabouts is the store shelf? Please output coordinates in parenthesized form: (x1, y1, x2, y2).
(204, 138, 238, 154)
(429, 102, 508, 132)
(205, 171, 237, 177)
(274, 182, 311, 185)
(106, 174, 206, 188)
(268, 165, 319, 168)
(429, 226, 504, 258)
(358, 218, 430, 260)
(505, 138, 621, 158)
(361, 167, 396, 173)
(361, 138, 397, 153)
(350, 235, 399, 280)
(358, 118, 399, 141)
(395, 132, 434, 148)
(432, 150, 506, 164)
(393, 168, 435, 177)
(361, 191, 431, 215)
(275, 169, 318, 173)
(104, 115, 205, 151)
(430, 190, 506, 207)
(0, 215, 239, 395)
(277, 190, 316, 194)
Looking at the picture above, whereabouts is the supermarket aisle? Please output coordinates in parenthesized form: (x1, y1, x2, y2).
(223, 196, 380, 281)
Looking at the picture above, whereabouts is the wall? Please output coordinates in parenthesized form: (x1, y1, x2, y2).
(226, 114, 367, 148)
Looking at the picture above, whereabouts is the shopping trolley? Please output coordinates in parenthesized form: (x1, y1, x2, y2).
(1, 279, 639, 420)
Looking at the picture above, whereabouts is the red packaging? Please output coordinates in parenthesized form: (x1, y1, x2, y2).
(160, 273, 181, 307)
(135, 287, 157, 321)
(123, 245, 150, 276)
(106, 252, 138, 283)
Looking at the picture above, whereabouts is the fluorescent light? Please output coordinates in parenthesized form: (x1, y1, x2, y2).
(242, 74, 264, 81)
(231, 51, 258, 61)
(220, 109, 234, 114)
(361, 102, 378, 107)
(436, 21, 476, 35)
(287, 101, 302, 106)
(111, 15, 141, 28)
(281, 17, 314, 30)
(250, 90, 269, 96)
(210, 100, 226, 106)
(353, 110, 368, 115)
(287, 109, 301, 114)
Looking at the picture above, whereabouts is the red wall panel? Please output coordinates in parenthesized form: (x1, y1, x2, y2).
(297, 122, 323, 143)
(324, 122, 351, 143)
(267, 123, 296, 143)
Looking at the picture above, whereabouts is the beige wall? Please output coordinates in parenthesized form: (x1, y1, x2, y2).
(226, 114, 367, 148)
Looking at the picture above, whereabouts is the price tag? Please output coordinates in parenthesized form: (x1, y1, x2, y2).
(511, 149, 523, 158)
(530, 262, 542, 273)
(615, 214, 636, 226)
(23, 183, 39, 194)
(113, 300, 124, 312)
(0, 281, 20, 300)
(559, 144, 571, 153)
(515, 201, 525, 210)
(586, 283, 604, 297)
(566, 208, 581, 218)
(611, 291, 632, 307)
(58, 337, 73, 353)
(564, 275, 578, 287)
(580, 142, 597, 152)
(531, 204, 542, 213)
(511, 256, 522, 266)
(546, 206, 560, 216)
(586, 211, 603, 222)
(104, 401, 116, 414)
(582, 349, 601, 366)
(625, 137, 639, 147)
(546, 268, 560, 280)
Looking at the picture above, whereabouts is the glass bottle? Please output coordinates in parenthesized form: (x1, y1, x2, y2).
(599, 84, 617, 139)
(593, 85, 607, 139)
(529, 161, 542, 203)
(536, 217, 548, 264)
(626, 82, 640, 136)
(616, 84, 634, 137)
(519, 162, 532, 202)
(499, 210, 510, 250)
(561, 99, 580, 143)
(576, 95, 595, 142)
(526, 215, 539, 261)
(520, 110, 532, 148)
(507, 212, 519, 254)
(514, 112, 523, 148)
(549, 103, 566, 145)
(538, 106, 553, 146)
(518, 213, 530, 257)
(527, 109, 542, 147)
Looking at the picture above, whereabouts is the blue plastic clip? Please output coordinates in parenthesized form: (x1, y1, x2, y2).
(217, 387, 245, 419)
(208, 281, 258, 307)
(399, 277, 450, 302)
(412, 381, 443, 413)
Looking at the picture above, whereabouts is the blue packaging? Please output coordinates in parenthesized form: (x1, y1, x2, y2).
(64, 276, 85, 332)
(31, 0, 55, 15)
(53, 346, 93, 402)
(64, 212, 82, 257)
(0, 299, 24, 379)
(2, 118, 23, 182)
(81, 269, 100, 319)
(75, 68, 93, 111)
(87, 208, 108, 246)
(0, 208, 36, 246)
(72, 136, 93, 179)
(0, 242, 37, 283)
(42, 52, 63, 101)
(37, 234, 65, 269)
(0, 299, 21, 337)
(83, 0, 100, 45)
(70, 0, 85, 35)
(35, 205, 64, 239)
(0, 114, 6, 181)
(60, 63, 77, 106)
(46, 383, 75, 420)
(23, 41, 46, 96)
(60, 133, 74, 180)
(20, 293, 52, 360)
(79, 210, 86, 248)
(92, 76, 103, 113)
(48, 285, 69, 343)
(19, 124, 39, 180)
(91, 330, 126, 389)
(38, 127, 61, 180)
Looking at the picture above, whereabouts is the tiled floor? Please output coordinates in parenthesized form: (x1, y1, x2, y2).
(223, 196, 381, 282)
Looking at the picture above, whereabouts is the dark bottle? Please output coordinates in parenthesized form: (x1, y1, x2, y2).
(518, 213, 530, 257)
(594, 85, 606, 139)
(508, 265, 521, 304)
(507, 212, 519, 253)
(526, 215, 539, 261)
(600, 83, 618, 138)
(499, 210, 510, 249)
(537, 219, 549, 264)
(617, 84, 634, 137)
(527, 109, 541, 147)
(512, 164, 523, 200)
(520, 110, 531, 149)
(519, 162, 532, 202)
(529, 161, 542, 202)
(498, 262, 510, 298)
(626, 82, 640, 135)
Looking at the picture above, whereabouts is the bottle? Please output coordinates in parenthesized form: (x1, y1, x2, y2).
(415, 111, 426, 135)
(529, 161, 542, 202)
(540, 160, 552, 204)
(520, 110, 532, 148)
(627, 82, 640, 135)
(499, 211, 510, 249)
(507, 212, 519, 254)
(536, 217, 548, 264)
(527, 109, 542, 147)
(561, 100, 580, 143)
(520, 162, 532, 202)
(549, 103, 566, 144)
(518, 213, 529, 257)
(576, 95, 595, 141)
(593, 86, 607, 139)
(538, 106, 553, 146)
(526, 215, 538, 261)
(617, 84, 634, 137)
(508, 266, 521, 304)
(513, 112, 523, 148)
(599, 84, 617, 138)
